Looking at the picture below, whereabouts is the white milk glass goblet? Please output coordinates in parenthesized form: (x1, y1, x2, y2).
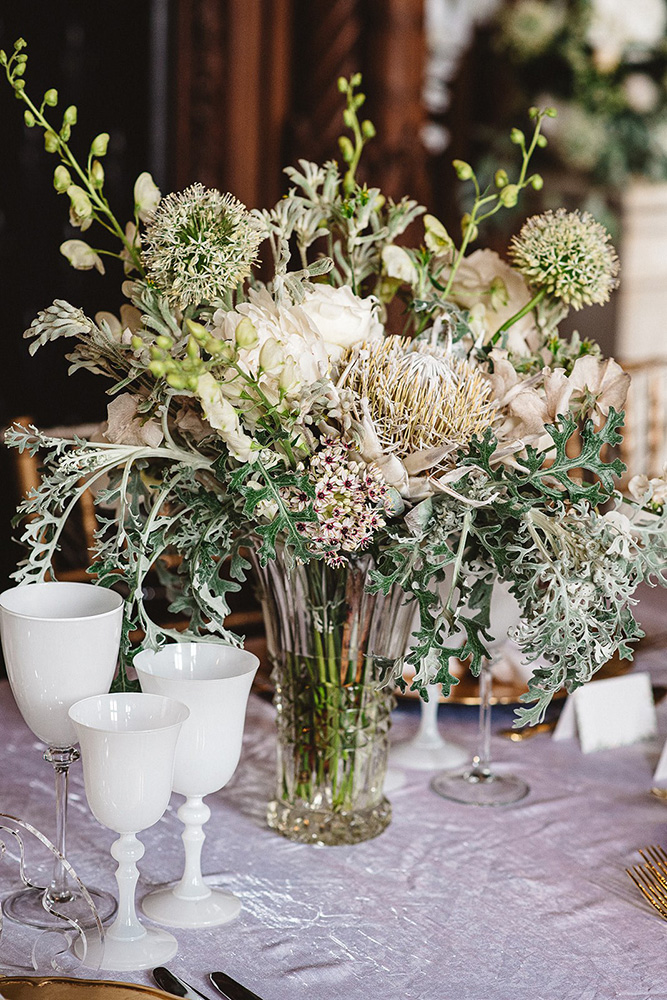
(0, 581, 123, 929)
(135, 642, 259, 928)
(69, 693, 189, 971)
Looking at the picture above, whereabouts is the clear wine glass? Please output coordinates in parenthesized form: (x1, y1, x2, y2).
(430, 582, 530, 806)
(0, 582, 123, 929)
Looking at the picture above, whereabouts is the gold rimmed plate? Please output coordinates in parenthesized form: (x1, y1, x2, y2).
(0, 977, 173, 1000)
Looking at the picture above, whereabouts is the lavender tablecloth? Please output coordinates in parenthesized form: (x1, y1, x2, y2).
(2, 587, 667, 1000)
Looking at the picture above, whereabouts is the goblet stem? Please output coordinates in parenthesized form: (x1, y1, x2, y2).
(470, 661, 493, 777)
(107, 833, 145, 943)
(43, 745, 80, 905)
(174, 796, 211, 902)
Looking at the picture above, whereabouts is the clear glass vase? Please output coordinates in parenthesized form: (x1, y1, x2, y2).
(252, 551, 414, 846)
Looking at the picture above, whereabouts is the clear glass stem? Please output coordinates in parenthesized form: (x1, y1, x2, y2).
(471, 661, 492, 777)
(43, 745, 80, 905)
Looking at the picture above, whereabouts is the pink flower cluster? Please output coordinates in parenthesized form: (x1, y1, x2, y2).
(293, 439, 390, 566)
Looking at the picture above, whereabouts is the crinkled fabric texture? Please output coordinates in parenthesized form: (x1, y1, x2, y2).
(1, 586, 667, 999)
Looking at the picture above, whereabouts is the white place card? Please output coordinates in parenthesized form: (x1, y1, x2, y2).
(552, 672, 657, 753)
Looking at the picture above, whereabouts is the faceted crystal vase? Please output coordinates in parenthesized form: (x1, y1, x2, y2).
(253, 552, 414, 846)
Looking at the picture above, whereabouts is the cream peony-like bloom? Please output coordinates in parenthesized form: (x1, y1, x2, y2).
(444, 249, 538, 355)
(300, 285, 384, 360)
(213, 288, 330, 404)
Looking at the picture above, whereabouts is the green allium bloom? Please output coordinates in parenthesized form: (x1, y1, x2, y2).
(142, 183, 262, 308)
(509, 209, 620, 310)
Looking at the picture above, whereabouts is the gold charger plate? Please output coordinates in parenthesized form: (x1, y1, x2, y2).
(0, 977, 173, 1000)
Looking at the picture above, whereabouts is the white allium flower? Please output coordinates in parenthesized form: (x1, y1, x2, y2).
(587, 0, 666, 72)
(142, 184, 262, 308)
(500, 0, 567, 59)
(509, 209, 620, 309)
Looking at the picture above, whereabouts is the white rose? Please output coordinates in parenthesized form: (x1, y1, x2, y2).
(382, 245, 418, 284)
(300, 285, 384, 360)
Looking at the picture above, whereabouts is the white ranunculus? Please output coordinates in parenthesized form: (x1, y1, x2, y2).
(300, 285, 384, 360)
(60, 239, 105, 274)
(382, 245, 418, 284)
(444, 249, 537, 356)
(587, 0, 666, 72)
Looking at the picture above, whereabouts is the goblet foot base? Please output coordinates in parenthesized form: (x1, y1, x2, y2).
(390, 737, 469, 772)
(2, 885, 117, 930)
(431, 766, 529, 806)
(75, 925, 178, 971)
(141, 885, 241, 928)
(267, 795, 391, 846)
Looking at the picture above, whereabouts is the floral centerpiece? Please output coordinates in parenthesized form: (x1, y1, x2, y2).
(495, 0, 667, 188)
(4, 40, 667, 844)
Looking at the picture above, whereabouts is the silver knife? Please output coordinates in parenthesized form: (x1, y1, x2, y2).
(153, 966, 215, 1000)
(210, 970, 265, 1000)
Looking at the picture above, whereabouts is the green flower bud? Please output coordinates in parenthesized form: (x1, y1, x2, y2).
(536, 134, 548, 148)
(131, 335, 144, 350)
(149, 360, 166, 377)
(53, 165, 71, 192)
(499, 184, 520, 207)
(14, 38, 27, 50)
(44, 130, 59, 153)
(186, 375, 199, 392)
(337, 76, 348, 93)
(90, 132, 110, 157)
(343, 108, 354, 128)
(63, 104, 77, 125)
(453, 159, 473, 181)
(461, 213, 478, 242)
(23, 109, 35, 127)
(59, 122, 71, 142)
(530, 173, 544, 190)
(545, 107, 557, 118)
(361, 119, 376, 139)
(235, 316, 258, 349)
(184, 318, 209, 343)
(44, 88, 58, 107)
(353, 92, 366, 109)
(13, 61, 25, 77)
(495, 169, 508, 188)
(166, 373, 187, 390)
(211, 341, 236, 363)
(0, 51, 7, 67)
(155, 334, 173, 350)
(338, 136, 354, 163)
(528, 106, 539, 119)
(67, 184, 93, 224)
(149, 345, 164, 361)
(13, 79, 25, 91)
(510, 127, 525, 145)
(16, 53, 27, 64)
(186, 337, 200, 360)
(90, 159, 105, 187)
(351, 72, 362, 87)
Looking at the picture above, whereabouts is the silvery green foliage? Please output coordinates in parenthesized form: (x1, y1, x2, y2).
(24, 300, 95, 355)
(256, 158, 424, 292)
